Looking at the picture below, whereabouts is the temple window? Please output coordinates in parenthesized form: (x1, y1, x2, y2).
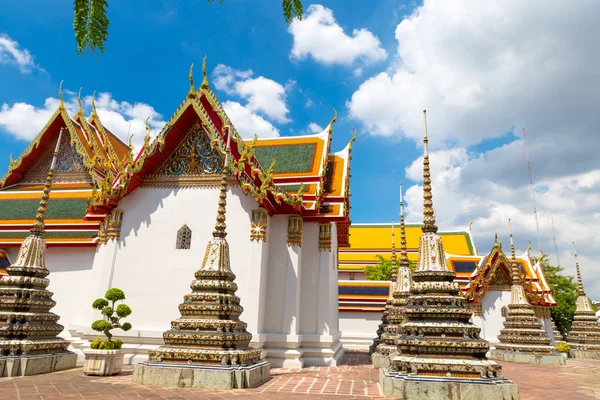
(501, 306, 508, 318)
(176, 225, 192, 250)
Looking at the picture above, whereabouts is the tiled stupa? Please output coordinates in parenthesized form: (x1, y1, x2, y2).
(489, 221, 563, 364)
(566, 243, 600, 359)
(0, 128, 77, 377)
(380, 111, 518, 399)
(133, 132, 270, 389)
(552, 320, 563, 343)
(372, 184, 412, 368)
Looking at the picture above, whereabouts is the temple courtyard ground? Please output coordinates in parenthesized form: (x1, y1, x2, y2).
(0, 351, 599, 400)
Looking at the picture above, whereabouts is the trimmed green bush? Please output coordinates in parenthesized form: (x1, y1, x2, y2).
(90, 288, 132, 350)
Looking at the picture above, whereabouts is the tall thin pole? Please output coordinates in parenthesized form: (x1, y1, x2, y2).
(550, 210, 561, 267)
(522, 128, 542, 254)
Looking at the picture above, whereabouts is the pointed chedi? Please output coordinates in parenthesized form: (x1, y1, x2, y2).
(0, 128, 77, 377)
(133, 124, 270, 389)
(381, 110, 518, 399)
(490, 219, 562, 364)
(566, 242, 600, 357)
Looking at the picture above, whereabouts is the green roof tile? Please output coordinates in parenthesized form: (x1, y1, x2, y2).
(0, 198, 88, 220)
(254, 144, 316, 174)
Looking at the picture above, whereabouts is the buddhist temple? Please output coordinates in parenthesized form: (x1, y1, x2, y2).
(380, 111, 517, 399)
(133, 135, 269, 388)
(489, 220, 563, 364)
(566, 243, 600, 359)
(0, 127, 77, 376)
(0, 60, 352, 368)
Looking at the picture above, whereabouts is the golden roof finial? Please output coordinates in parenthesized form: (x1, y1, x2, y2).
(493, 232, 499, 248)
(188, 63, 197, 98)
(422, 110, 437, 233)
(326, 108, 337, 134)
(399, 182, 410, 268)
(31, 128, 64, 236)
(213, 126, 232, 238)
(77, 87, 84, 115)
(91, 91, 98, 116)
(573, 242, 585, 296)
(128, 133, 135, 152)
(201, 56, 210, 90)
(58, 80, 65, 109)
(526, 240, 532, 254)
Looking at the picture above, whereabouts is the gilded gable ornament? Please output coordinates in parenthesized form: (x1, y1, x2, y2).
(156, 123, 222, 176)
(287, 215, 303, 247)
(319, 222, 332, 251)
(27, 132, 86, 175)
(250, 209, 268, 242)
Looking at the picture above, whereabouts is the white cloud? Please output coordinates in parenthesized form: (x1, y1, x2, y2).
(212, 64, 292, 126)
(346, 0, 600, 298)
(222, 101, 279, 138)
(307, 122, 324, 134)
(0, 91, 165, 150)
(0, 33, 41, 73)
(305, 98, 314, 108)
(289, 5, 387, 67)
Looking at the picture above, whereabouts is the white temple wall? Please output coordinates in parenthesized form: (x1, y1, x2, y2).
(481, 290, 512, 344)
(299, 222, 319, 335)
(75, 184, 256, 338)
(339, 311, 380, 350)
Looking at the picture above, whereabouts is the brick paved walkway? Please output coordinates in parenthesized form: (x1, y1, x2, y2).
(0, 351, 599, 399)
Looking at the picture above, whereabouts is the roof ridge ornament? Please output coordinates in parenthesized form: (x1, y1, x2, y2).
(77, 87, 84, 115)
(421, 110, 437, 233)
(327, 108, 337, 134)
(91, 91, 98, 117)
(58, 80, 65, 110)
(573, 241, 585, 296)
(188, 63, 197, 98)
(201, 56, 210, 90)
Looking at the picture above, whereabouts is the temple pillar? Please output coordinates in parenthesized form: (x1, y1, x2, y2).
(263, 215, 304, 368)
(245, 209, 270, 351)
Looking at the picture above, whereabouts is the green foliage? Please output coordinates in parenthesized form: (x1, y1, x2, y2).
(92, 298, 109, 310)
(534, 254, 577, 336)
(105, 288, 126, 302)
(90, 337, 123, 350)
(555, 341, 570, 353)
(73, 0, 109, 55)
(91, 320, 113, 332)
(74, 1, 303, 56)
(91, 288, 132, 342)
(115, 304, 132, 318)
(364, 256, 417, 281)
(364, 255, 395, 281)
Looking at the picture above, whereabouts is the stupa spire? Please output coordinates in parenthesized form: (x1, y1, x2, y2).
(390, 219, 397, 281)
(422, 110, 437, 234)
(508, 219, 519, 284)
(573, 242, 585, 296)
(213, 127, 232, 239)
(399, 182, 409, 268)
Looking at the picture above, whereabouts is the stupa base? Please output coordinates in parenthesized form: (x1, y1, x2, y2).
(569, 349, 600, 359)
(489, 349, 566, 365)
(372, 352, 390, 369)
(133, 360, 270, 390)
(0, 352, 77, 377)
(380, 368, 519, 400)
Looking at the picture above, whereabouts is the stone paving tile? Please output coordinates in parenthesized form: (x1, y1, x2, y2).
(1, 351, 600, 399)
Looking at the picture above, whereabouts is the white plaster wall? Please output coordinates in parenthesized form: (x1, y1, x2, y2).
(4, 246, 97, 334)
(300, 222, 319, 335)
(481, 290, 512, 344)
(103, 184, 257, 337)
(339, 311, 380, 349)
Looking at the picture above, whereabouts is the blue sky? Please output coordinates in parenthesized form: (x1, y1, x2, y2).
(1, 1, 599, 297)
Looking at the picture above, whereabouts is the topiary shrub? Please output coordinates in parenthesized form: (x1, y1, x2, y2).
(556, 342, 570, 353)
(90, 288, 132, 350)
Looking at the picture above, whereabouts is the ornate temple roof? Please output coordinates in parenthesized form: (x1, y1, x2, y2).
(0, 61, 353, 248)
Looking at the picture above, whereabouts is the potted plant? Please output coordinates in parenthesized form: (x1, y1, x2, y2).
(555, 341, 570, 358)
(83, 288, 132, 376)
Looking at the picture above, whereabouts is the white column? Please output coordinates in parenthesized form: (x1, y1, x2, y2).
(245, 209, 270, 351)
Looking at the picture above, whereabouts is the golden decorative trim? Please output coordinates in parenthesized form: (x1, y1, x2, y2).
(319, 222, 332, 251)
(287, 215, 302, 247)
(250, 209, 268, 243)
(349, 272, 356, 280)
